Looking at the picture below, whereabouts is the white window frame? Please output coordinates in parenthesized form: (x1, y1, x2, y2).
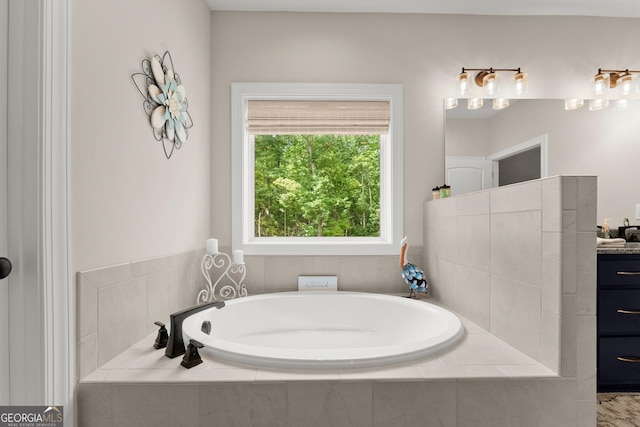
(231, 83, 403, 256)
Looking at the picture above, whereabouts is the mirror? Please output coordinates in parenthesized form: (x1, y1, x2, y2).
(445, 99, 552, 196)
(444, 98, 640, 226)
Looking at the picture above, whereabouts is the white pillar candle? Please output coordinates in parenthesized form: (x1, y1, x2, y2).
(206, 238, 219, 255)
(232, 249, 244, 265)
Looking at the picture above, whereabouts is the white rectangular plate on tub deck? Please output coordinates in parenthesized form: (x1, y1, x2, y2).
(298, 276, 338, 291)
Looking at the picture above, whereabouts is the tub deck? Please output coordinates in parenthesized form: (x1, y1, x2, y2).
(80, 301, 557, 384)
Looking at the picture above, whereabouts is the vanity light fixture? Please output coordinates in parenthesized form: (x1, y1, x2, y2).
(567, 97, 630, 112)
(618, 72, 637, 97)
(457, 71, 471, 97)
(493, 98, 509, 110)
(589, 98, 609, 111)
(467, 98, 484, 110)
(593, 68, 639, 97)
(444, 97, 458, 109)
(457, 67, 529, 97)
(512, 71, 529, 96)
(613, 99, 630, 111)
(564, 99, 584, 110)
(593, 72, 610, 96)
(480, 71, 499, 96)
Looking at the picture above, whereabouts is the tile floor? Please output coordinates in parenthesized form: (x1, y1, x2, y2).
(598, 393, 640, 426)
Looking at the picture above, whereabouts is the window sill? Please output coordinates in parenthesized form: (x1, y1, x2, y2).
(238, 237, 399, 256)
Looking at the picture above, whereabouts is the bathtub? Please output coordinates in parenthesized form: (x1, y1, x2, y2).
(182, 291, 464, 369)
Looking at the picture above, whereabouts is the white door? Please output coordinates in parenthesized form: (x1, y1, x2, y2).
(0, 0, 9, 404)
(445, 156, 493, 196)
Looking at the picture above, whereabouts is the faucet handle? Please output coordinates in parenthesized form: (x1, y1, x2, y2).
(190, 339, 204, 349)
(181, 339, 204, 369)
(153, 321, 169, 349)
(201, 320, 212, 335)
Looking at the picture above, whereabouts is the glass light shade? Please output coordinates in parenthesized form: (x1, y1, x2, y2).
(467, 98, 483, 110)
(618, 73, 637, 97)
(482, 72, 499, 96)
(593, 73, 610, 96)
(512, 72, 529, 96)
(564, 99, 584, 110)
(493, 98, 509, 109)
(589, 98, 609, 111)
(457, 72, 470, 97)
(613, 99, 630, 111)
(444, 97, 458, 109)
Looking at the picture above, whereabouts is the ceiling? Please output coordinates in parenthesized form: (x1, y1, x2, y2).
(206, 0, 640, 18)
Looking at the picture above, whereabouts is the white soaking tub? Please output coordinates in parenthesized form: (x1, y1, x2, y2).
(182, 291, 463, 370)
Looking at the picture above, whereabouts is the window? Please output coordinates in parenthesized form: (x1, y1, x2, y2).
(254, 134, 382, 238)
(231, 83, 403, 255)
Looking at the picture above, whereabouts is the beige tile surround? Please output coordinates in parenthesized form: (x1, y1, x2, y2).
(78, 250, 416, 378)
(81, 303, 554, 384)
(77, 250, 204, 380)
(424, 175, 597, 424)
(79, 308, 565, 427)
(77, 175, 597, 426)
(79, 377, 580, 427)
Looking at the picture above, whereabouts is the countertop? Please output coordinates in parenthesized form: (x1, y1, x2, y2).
(597, 242, 640, 255)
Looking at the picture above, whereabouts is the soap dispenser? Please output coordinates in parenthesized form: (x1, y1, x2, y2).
(602, 218, 611, 239)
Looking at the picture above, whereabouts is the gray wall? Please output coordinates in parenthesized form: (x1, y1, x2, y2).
(71, 0, 212, 274)
(211, 12, 640, 292)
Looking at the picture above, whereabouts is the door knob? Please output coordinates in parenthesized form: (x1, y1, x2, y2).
(0, 257, 11, 280)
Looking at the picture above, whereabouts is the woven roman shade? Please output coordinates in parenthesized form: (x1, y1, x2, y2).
(247, 100, 390, 135)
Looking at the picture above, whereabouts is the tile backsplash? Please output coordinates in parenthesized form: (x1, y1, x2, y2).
(243, 253, 413, 295)
(77, 247, 417, 379)
(77, 250, 203, 379)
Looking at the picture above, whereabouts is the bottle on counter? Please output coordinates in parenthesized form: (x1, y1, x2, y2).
(602, 218, 611, 239)
(432, 187, 440, 200)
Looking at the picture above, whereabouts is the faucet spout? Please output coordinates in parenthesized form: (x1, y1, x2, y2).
(165, 301, 225, 358)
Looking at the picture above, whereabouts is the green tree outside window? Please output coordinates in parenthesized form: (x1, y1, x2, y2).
(254, 134, 381, 237)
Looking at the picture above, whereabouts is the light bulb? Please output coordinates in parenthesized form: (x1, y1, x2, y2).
(444, 97, 458, 109)
(458, 72, 470, 97)
(589, 98, 609, 111)
(512, 72, 529, 96)
(593, 73, 610, 96)
(482, 72, 499, 96)
(618, 73, 637, 97)
(614, 99, 629, 111)
(493, 98, 509, 110)
(467, 98, 483, 110)
(564, 99, 584, 110)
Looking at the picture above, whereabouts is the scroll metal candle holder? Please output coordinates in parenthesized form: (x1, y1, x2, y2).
(197, 252, 248, 304)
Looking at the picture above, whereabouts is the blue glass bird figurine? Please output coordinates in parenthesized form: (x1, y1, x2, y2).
(400, 236, 428, 298)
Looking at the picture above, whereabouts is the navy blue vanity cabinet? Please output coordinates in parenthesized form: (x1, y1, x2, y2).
(598, 253, 640, 392)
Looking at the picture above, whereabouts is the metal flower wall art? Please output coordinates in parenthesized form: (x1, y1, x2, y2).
(132, 51, 193, 159)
